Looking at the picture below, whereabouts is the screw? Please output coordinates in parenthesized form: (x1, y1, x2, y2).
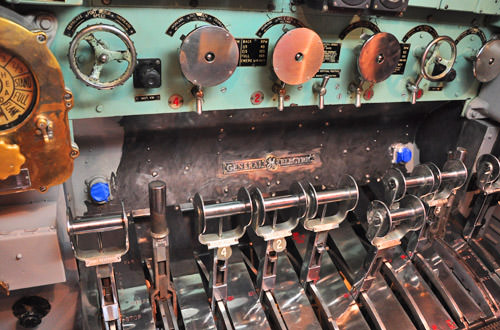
(40, 186, 47, 192)
(224, 187, 229, 193)
(96, 105, 103, 113)
(37, 34, 47, 43)
(16, 254, 22, 260)
(152, 171, 158, 177)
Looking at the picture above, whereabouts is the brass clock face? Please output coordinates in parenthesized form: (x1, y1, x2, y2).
(0, 48, 37, 131)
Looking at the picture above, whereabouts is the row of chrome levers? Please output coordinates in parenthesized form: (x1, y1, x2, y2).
(67, 154, 500, 330)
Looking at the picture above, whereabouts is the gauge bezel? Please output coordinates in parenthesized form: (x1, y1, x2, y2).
(0, 48, 38, 131)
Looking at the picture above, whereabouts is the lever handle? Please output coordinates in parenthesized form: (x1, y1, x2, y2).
(355, 87, 362, 108)
(192, 86, 204, 115)
(273, 82, 286, 111)
(314, 75, 330, 110)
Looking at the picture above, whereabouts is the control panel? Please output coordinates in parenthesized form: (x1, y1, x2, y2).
(25, 1, 495, 119)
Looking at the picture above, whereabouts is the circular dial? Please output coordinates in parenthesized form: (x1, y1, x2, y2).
(273, 28, 324, 85)
(358, 32, 401, 83)
(474, 39, 500, 83)
(0, 48, 36, 131)
(179, 25, 239, 87)
(380, 0, 403, 9)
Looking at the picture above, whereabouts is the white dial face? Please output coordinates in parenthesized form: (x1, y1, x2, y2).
(0, 48, 36, 131)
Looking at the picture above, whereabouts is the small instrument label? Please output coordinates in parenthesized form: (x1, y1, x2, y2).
(393, 43, 411, 75)
(256, 16, 306, 38)
(135, 94, 160, 102)
(428, 86, 443, 92)
(222, 152, 320, 175)
(314, 69, 341, 79)
(166, 13, 225, 37)
(323, 43, 341, 63)
(236, 38, 269, 66)
(64, 9, 136, 37)
(402, 25, 438, 43)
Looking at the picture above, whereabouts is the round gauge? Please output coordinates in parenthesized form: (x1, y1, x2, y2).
(380, 0, 403, 9)
(474, 40, 500, 83)
(273, 28, 324, 85)
(179, 25, 239, 88)
(358, 32, 401, 83)
(0, 48, 36, 131)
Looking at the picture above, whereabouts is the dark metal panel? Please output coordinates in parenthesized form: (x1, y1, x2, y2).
(110, 102, 447, 211)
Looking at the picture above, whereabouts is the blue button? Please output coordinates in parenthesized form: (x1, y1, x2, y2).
(396, 147, 412, 164)
(90, 182, 110, 203)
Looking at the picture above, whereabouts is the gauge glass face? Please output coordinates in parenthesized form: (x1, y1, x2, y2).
(0, 48, 37, 131)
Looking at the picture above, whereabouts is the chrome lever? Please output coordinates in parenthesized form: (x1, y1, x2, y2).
(273, 82, 286, 111)
(191, 85, 204, 115)
(313, 75, 330, 109)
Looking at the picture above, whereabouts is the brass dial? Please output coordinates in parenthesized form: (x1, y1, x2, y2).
(0, 48, 36, 131)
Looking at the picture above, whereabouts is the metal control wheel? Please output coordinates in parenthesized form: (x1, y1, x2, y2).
(358, 32, 401, 83)
(420, 35, 457, 82)
(68, 24, 137, 90)
(474, 39, 500, 83)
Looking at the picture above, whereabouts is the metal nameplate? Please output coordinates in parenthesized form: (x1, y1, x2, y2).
(236, 38, 269, 66)
(0, 168, 31, 193)
(222, 152, 319, 175)
(339, 21, 380, 40)
(135, 94, 160, 102)
(323, 42, 341, 63)
(455, 27, 487, 45)
(402, 25, 438, 43)
(64, 9, 136, 37)
(256, 16, 306, 38)
(314, 69, 340, 79)
(393, 43, 411, 75)
(166, 13, 225, 37)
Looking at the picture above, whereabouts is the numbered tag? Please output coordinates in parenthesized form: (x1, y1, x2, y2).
(217, 246, 232, 260)
(272, 238, 287, 253)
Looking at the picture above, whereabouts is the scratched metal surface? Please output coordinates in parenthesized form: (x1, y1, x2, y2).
(79, 101, 465, 213)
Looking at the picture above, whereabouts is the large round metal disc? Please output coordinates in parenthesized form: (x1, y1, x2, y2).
(358, 32, 400, 83)
(474, 40, 500, 83)
(272, 28, 324, 85)
(179, 25, 239, 87)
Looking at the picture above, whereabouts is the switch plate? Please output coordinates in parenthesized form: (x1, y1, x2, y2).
(133, 58, 162, 89)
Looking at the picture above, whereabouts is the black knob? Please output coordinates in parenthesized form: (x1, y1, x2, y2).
(12, 296, 51, 328)
(133, 59, 162, 89)
(139, 67, 161, 88)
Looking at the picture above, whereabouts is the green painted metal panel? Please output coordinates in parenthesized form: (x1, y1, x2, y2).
(408, 0, 441, 9)
(43, 3, 490, 119)
(440, 0, 479, 12)
(475, 0, 500, 14)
